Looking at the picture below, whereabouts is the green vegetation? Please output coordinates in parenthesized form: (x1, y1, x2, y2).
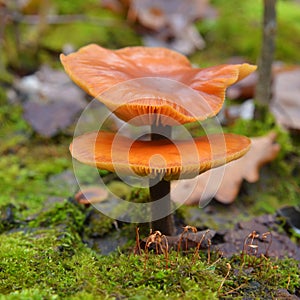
(0, 0, 299, 298)
(227, 115, 300, 215)
(0, 103, 72, 214)
(193, 0, 300, 65)
(0, 200, 299, 299)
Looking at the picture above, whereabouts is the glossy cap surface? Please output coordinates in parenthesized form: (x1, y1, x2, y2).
(70, 131, 251, 180)
(61, 44, 256, 125)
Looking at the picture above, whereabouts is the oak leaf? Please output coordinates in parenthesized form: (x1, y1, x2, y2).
(171, 132, 280, 205)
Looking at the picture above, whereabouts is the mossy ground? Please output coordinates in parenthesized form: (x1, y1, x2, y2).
(0, 199, 299, 299)
(0, 0, 300, 299)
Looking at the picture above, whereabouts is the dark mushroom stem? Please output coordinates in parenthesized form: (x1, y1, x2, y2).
(149, 124, 175, 236)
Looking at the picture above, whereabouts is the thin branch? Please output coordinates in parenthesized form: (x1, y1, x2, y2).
(255, 0, 277, 106)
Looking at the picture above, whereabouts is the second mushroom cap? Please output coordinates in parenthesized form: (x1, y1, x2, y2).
(70, 130, 251, 180)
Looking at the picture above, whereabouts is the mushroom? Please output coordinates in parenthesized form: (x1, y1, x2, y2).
(61, 44, 256, 235)
(75, 186, 109, 206)
(60, 44, 256, 126)
(71, 131, 251, 180)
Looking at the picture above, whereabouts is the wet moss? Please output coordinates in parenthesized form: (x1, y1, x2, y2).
(83, 209, 116, 238)
(0, 224, 299, 300)
(28, 200, 85, 232)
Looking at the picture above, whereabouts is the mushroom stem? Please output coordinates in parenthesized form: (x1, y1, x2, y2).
(149, 124, 175, 236)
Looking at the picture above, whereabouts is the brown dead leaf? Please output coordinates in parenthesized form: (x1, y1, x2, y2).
(101, 0, 129, 13)
(127, 0, 215, 54)
(75, 186, 109, 206)
(129, 0, 210, 30)
(171, 132, 280, 205)
(18, 65, 86, 137)
(271, 67, 300, 130)
(227, 71, 258, 100)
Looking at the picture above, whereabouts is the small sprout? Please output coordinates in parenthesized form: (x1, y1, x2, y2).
(218, 262, 231, 293)
(241, 230, 274, 269)
(75, 186, 108, 207)
(261, 231, 272, 256)
(177, 225, 198, 254)
(193, 229, 210, 262)
(134, 227, 141, 255)
(207, 239, 212, 264)
(242, 230, 260, 257)
(144, 230, 169, 269)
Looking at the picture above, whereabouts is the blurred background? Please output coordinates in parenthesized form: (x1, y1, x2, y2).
(0, 1, 300, 298)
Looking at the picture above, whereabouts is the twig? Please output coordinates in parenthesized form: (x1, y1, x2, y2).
(193, 229, 210, 262)
(286, 274, 290, 290)
(218, 263, 231, 293)
(134, 227, 141, 255)
(161, 235, 169, 269)
(177, 225, 197, 256)
(242, 231, 259, 259)
(207, 239, 211, 264)
(219, 283, 247, 297)
(261, 231, 272, 256)
(255, 0, 277, 106)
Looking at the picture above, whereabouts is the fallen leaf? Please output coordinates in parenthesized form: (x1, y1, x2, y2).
(17, 65, 86, 137)
(227, 71, 258, 100)
(75, 186, 109, 206)
(127, 0, 215, 54)
(101, 0, 128, 13)
(271, 67, 300, 130)
(226, 63, 300, 131)
(224, 99, 255, 125)
(129, 0, 210, 30)
(171, 132, 280, 205)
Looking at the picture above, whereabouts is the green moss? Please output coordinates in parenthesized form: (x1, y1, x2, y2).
(0, 104, 32, 153)
(192, 0, 300, 65)
(28, 200, 85, 232)
(276, 1, 300, 62)
(0, 180, 298, 299)
(0, 229, 90, 297)
(40, 15, 140, 52)
(0, 150, 72, 214)
(191, 0, 261, 65)
(83, 210, 116, 237)
(0, 102, 74, 214)
(228, 254, 300, 297)
(52, 0, 102, 14)
(0, 228, 299, 299)
(107, 181, 132, 199)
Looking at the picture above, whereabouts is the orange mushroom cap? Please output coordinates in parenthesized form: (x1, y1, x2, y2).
(70, 131, 251, 180)
(60, 44, 256, 126)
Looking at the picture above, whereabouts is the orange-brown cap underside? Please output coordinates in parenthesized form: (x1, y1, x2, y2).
(61, 44, 257, 126)
(70, 131, 251, 180)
